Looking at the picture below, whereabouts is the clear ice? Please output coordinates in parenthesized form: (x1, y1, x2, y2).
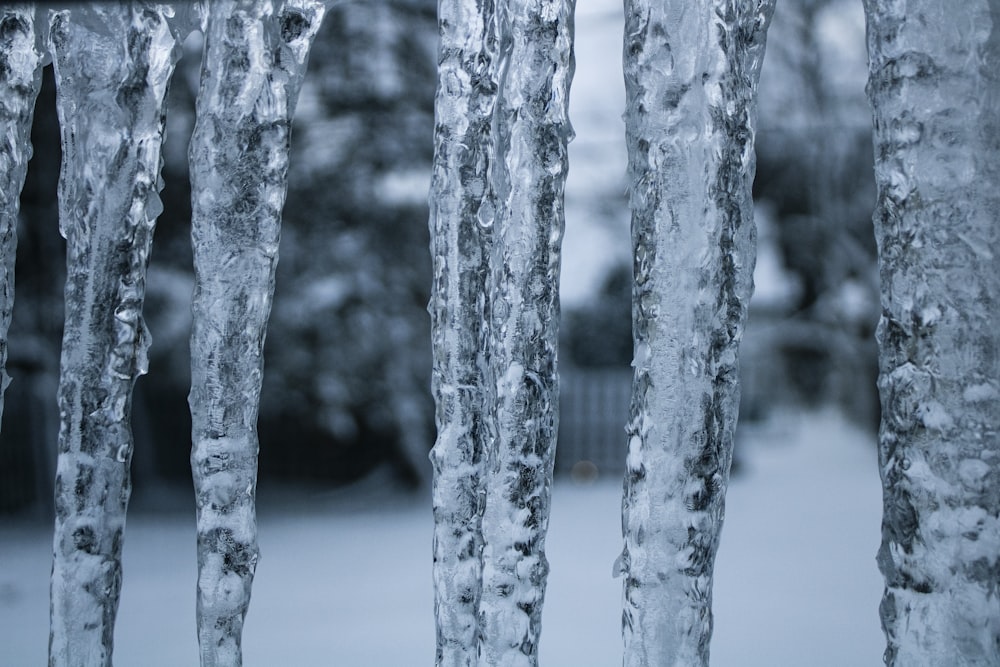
(0, 5, 43, 429)
(864, 1, 1000, 664)
(428, 0, 498, 662)
(45, 5, 182, 665)
(429, 0, 574, 663)
(187, 1, 325, 665)
(477, 0, 573, 663)
(618, 2, 774, 665)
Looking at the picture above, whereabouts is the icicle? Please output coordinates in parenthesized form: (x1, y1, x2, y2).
(863, 2, 1000, 664)
(46, 5, 180, 665)
(618, 2, 773, 665)
(477, 0, 574, 663)
(427, 0, 499, 662)
(187, 2, 324, 664)
(0, 5, 44, 429)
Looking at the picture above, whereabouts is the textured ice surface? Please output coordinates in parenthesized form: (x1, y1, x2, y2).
(187, 1, 324, 665)
(618, 2, 774, 665)
(427, 0, 498, 662)
(864, 1, 1000, 664)
(0, 6, 43, 429)
(475, 0, 573, 664)
(429, 0, 574, 663)
(44, 6, 181, 666)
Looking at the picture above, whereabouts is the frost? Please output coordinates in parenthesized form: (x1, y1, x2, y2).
(956, 232, 995, 260)
(957, 460, 991, 492)
(963, 383, 998, 403)
(918, 401, 952, 432)
(186, 2, 325, 664)
(619, 2, 775, 665)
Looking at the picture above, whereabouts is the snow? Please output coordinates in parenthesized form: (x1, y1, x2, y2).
(0, 409, 884, 666)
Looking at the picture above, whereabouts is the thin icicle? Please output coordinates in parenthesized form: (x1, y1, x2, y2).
(863, 1, 1000, 664)
(427, 0, 499, 662)
(0, 5, 44, 428)
(187, 2, 324, 664)
(47, 5, 180, 665)
(477, 0, 574, 663)
(618, 2, 773, 665)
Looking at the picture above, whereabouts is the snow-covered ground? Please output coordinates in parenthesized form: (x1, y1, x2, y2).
(1, 409, 885, 666)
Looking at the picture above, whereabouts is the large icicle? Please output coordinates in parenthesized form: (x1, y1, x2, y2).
(427, 0, 499, 662)
(863, 2, 1000, 664)
(187, 2, 324, 664)
(618, 2, 773, 665)
(477, 0, 574, 663)
(47, 5, 180, 665)
(0, 5, 43, 429)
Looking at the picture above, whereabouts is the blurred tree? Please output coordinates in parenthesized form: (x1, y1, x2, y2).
(562, 264, 631, 369)
(559, 0, 880, 429)
(750, 0, 880, 426)
(756, 0, 876, 307)
(3, 64, 63, 513)
(4, 0, 440, 507)
(260, 0, 437, 488)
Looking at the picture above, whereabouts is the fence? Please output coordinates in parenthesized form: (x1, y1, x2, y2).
(556, 367, 631, 480)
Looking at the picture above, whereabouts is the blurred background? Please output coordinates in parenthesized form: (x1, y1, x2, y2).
(0, 0, 878, 504)
(1, 1, 890, 664)
(1, 0, 878, 513)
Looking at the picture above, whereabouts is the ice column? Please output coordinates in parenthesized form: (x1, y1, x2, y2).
(46, 5, 180, 665)
(618, 2, 773, 665)
(477, 0, 574, 663)
(429, 0, 573, 661)
(428, 0, 499, 662)
(864, 2, 1000, 664)
(187, 2, 324, 664)
(0, 6, 44, 428)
